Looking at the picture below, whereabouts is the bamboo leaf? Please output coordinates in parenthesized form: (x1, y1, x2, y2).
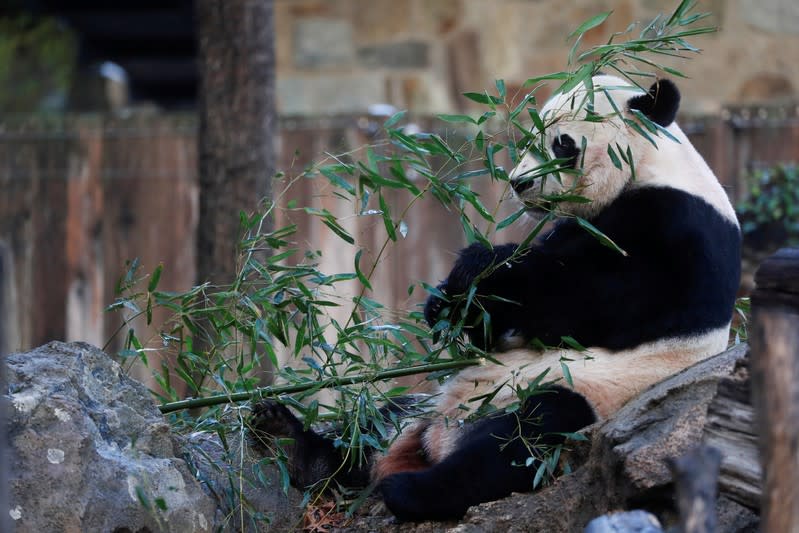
(519, 212, 555, 250)
(438, 113, 477, 124)
(509, 93, 535, 120)
(568, 11, 613, 40)
(322, 219, 355, 245)
(575, 217, 628, 256)
(379, 194, 397, 241)
(147, 264, 163, 292)
(667, 0, 696, 27)
(554, 63, 594, 96)
(320, 166, 356, 195)
(463, 92, 503, 106)
(560, 361, 574, 388)
(495, 79, 506, 99)
(496, 207, 526, 230)
(354, 249, 372, 290)
(475, 130, 484, 151)
(528, 108, 546, 134)
(384, 109, 407, 128)
(533, 461, 548, 489)
(522, 72, 569, 88)
(477, 111, 496, 125)
(561, 335, 588, 351)
(568, 32, 584, 66)
(607, 144, 623, 170)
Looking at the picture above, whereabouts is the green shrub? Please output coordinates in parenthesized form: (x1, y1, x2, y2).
(737, 164, 799, 249)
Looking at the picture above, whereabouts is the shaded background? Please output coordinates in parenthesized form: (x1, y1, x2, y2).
(1, 0, 798, 377)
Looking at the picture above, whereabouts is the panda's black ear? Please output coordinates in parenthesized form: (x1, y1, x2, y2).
(627, 79, 680, 127)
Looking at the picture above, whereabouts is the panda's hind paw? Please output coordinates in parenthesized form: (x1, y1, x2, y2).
(381, 471, 466, 522)
(249, 399, 304, 448)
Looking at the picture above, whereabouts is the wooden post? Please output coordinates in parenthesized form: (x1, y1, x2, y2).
(750, 248, 799, 532)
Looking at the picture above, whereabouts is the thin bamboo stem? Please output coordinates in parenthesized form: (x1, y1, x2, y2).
(158, 358, 481, 414)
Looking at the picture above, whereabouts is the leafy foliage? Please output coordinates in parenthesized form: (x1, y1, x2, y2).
(736, 164, 799, 247)
(0, 15, 77, 111)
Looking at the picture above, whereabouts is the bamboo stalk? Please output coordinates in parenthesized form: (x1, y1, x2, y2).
(158, 358, 481, 414)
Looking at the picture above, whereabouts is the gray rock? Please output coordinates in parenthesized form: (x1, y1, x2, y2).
(6, 341, 218, 532)
(5, 341, 307, 532)
(584, 510, 663, 533)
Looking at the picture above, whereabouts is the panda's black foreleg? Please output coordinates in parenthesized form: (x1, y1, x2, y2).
(249, 399, 371, 489)
(424, 242, 524, 351)
(380, 386, 596, 522)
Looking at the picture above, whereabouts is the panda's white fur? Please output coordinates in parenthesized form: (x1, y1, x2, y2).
(420, 324, 729, 462)
(511, 75, 737, 224)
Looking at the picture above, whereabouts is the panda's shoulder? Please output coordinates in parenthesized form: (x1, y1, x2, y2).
(589, 185, 740, 261)
(603, 186, 735, 232)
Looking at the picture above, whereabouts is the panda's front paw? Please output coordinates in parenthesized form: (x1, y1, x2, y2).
(423, 283, 449, 328)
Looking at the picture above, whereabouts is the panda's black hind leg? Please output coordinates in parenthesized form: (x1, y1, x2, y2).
(249, 399, 371, 489)
(380, 386, 596, 522)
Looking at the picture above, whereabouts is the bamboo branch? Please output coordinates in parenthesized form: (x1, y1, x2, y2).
(158, 358, 481, 414)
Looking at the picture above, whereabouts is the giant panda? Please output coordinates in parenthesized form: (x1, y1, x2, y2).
(250, 74, 742, 523)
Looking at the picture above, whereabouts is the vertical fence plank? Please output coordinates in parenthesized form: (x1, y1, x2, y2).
(98, 117, 198, 387)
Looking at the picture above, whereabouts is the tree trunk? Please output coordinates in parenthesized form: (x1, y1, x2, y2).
(195, 0, 276, 286)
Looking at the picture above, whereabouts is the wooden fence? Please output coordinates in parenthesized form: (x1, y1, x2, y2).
(0, 115, 197, 366)
(1, 105, 798, 374)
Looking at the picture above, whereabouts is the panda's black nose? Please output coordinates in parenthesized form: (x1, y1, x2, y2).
(511, 176, 535, 194)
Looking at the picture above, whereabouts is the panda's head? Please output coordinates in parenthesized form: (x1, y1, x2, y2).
(509, 74, 709, 219)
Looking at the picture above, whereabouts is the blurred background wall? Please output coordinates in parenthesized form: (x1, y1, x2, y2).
(273, 0, 799, 115)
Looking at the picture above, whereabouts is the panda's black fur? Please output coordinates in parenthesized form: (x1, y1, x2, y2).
(427, 186, 741, 353)
(250, 76, 742, 522)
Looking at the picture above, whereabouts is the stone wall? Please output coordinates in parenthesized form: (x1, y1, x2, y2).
(275, 0, 799, 115)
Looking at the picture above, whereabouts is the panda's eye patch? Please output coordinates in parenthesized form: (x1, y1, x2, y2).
(552, 134, 579, 169)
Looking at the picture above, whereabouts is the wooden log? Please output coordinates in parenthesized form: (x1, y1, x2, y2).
(750, 247, 799, 532)
(702, 361, 761, 510)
